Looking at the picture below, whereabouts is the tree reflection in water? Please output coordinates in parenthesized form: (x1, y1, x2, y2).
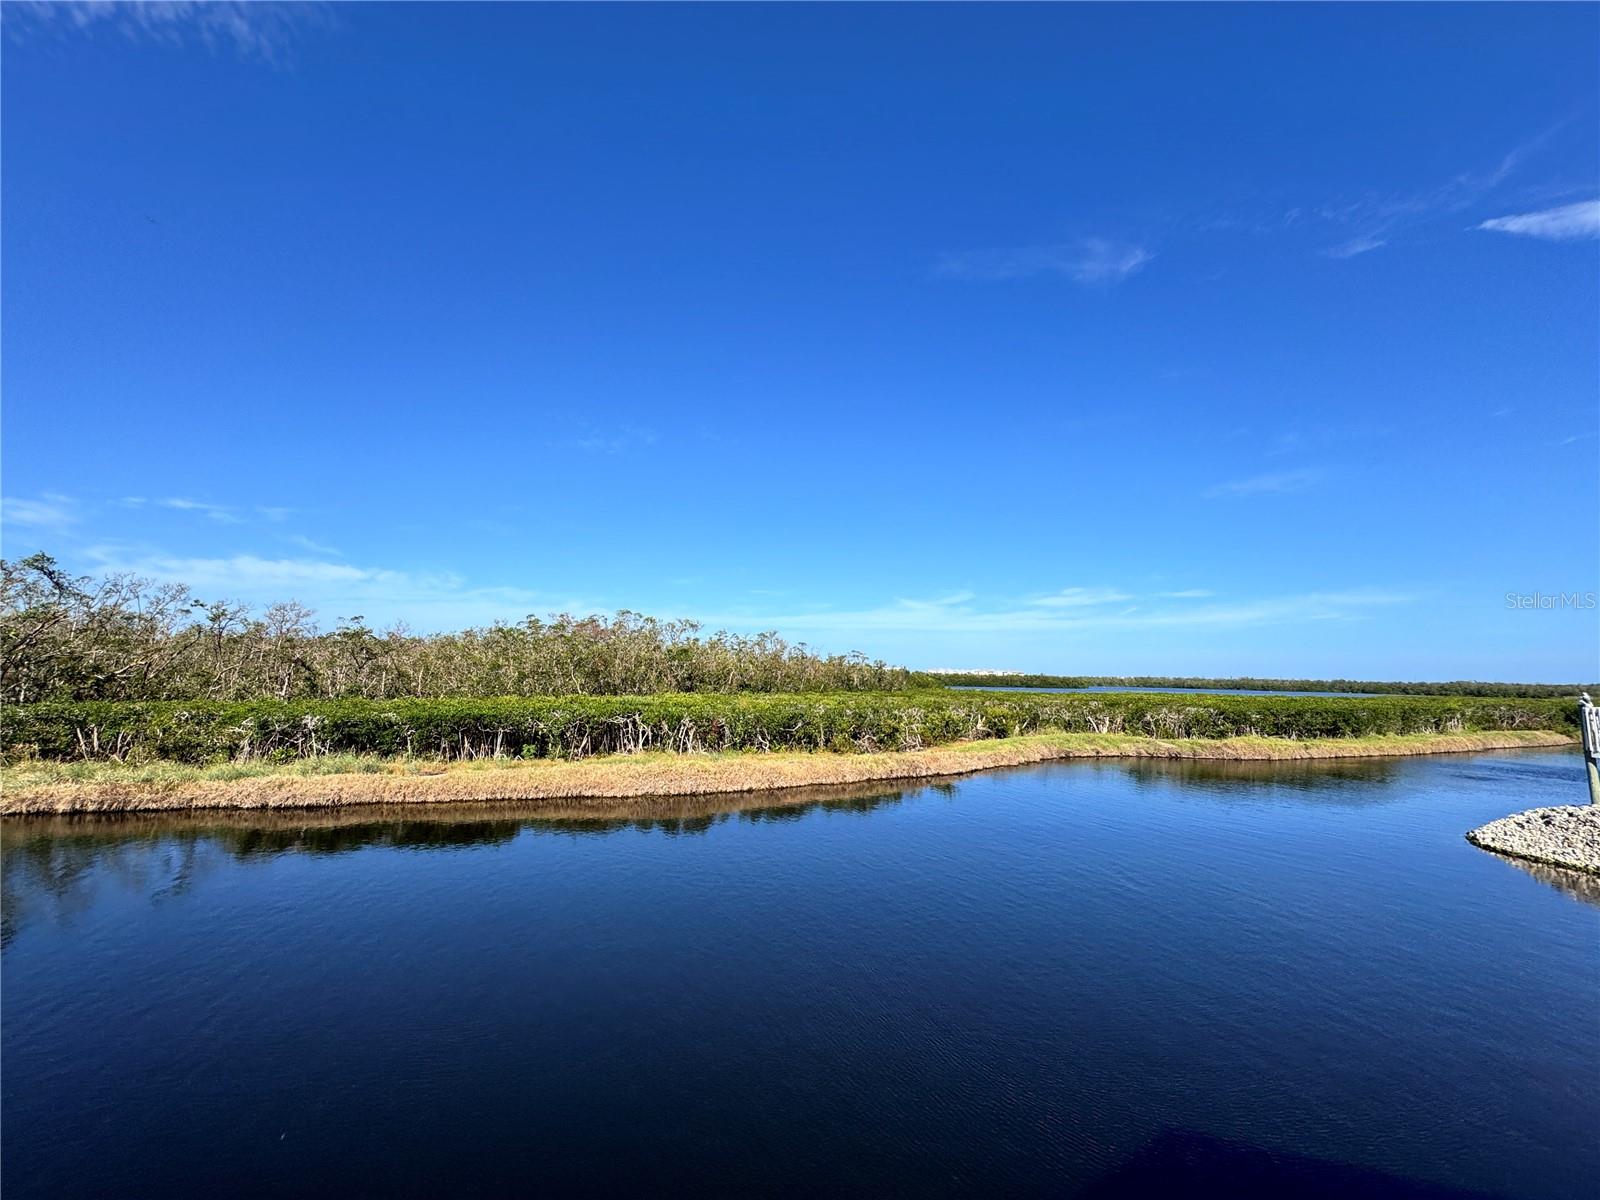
(0, 780, 920, 943)
(5, 751, 1591, 947)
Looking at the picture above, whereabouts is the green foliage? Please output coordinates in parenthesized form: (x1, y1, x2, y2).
(7, 556, 1582, 709)
(915, 673, 1597, 699)
(3, 691, 1576, 765)
(0, 555, 909, 702)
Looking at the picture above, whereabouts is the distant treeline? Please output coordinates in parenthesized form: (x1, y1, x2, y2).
(916, 673, 1598, 699)
(0, 555, 909, 704)
(6, 554, 1585, 709)
(5, 692, 1575, 764)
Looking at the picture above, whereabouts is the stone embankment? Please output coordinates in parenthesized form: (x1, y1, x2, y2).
(1467, 805, 1600, 875)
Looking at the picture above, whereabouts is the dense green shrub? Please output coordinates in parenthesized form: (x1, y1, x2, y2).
(915, 673, 1596, 698)
(2, 691, 1576, 765)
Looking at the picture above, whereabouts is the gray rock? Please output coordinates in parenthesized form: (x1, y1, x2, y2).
(1467, 805, 1600, 875)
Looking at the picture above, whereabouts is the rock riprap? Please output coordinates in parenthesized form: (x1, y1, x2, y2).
(1467, 805, 1600, 875)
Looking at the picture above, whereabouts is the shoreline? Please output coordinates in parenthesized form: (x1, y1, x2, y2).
(0, 779, 922, 839)
(1467, 805, 1600, 875)
(0, 730, 1575, 816)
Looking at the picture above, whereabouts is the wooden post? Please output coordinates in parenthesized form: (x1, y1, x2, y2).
(1580, 693, 1600, 806)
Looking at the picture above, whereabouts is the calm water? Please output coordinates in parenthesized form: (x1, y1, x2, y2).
(3, 750, 1596, 1198)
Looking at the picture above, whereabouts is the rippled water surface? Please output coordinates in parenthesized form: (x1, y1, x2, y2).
(4, 749, 1596, 1198)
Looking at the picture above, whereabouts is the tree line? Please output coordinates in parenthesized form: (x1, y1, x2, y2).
(918, 672, 1596, 699)
(7, 691, 1574, 765)
(0, 555, 911, 703)
(8, 553, 1582, 707)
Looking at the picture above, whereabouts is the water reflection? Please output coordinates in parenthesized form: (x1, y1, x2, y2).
(0, 749, 1447, 878)
(0, 782, 919, 943)
(3, 750, 1590, 946)
(0, 830, 221, 948)
(1113, 745, 1582, 806)
(1114, 754, 1404, 798)
(2, 777, 917, 853)
(3, 748, 1594, 1199)
(1478, 852, 1600, 908)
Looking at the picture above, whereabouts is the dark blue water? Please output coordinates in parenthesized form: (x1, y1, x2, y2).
(4, 750, 1596, 1199)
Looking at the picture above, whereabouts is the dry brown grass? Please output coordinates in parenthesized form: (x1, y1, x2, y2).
(0, 729, 1574, 816)
(2, 778, 923, 842)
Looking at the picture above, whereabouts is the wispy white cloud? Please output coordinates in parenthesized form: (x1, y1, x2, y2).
(1202, 468, 1323, 499)
(4, 1, 332, 65)
(55, 541, 1413, 648)
(2, 493, 80, 531)
(935, 238, 1153, 285)
(696, 587, 1410, 638)
(79, 547, 585, 631)
(1323, 234, 1387, 259)
(554, 426, 660, 455)
(166, 498, 240, 523)
(125, 497, 244, 523)
(1257, 127, 1576, 258)
(1264, 430, 1309, 457)
(124, 496, 302, 526)
(1027, 587, 1133, 608)
(283, 534, 342, 557)
(1476, 199, 1600, 241)
(87, 550, 416, 590)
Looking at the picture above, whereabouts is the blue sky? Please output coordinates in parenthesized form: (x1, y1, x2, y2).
(3, 2, 1597, 679)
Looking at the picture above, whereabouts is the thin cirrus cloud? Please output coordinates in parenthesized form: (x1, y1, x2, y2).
(1, 493, 79, 531)
(54, 542, 1410, 643)
(1323, 234, 1388, 260)
(1304, 128, 1570, 258)
(2, 493, 299, 534)
(698, 587, 1410, 639)
(1027, 587, 1134, 608)
(2, 1, 333, 65)
(1476, 199, 1600, 241)
(4, 492, 284, 534)
(122, 497, 293, 524)
(78, 548, 591, 631)
(123, 496, 244, 524)
(555, 425, 660, 455)
(283, 534, 344, 557)
(1202, 468, 1323, 499)
(935, 238, 1153, 286)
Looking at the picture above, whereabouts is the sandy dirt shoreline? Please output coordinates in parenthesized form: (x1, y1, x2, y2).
(0, 730, 1574, 816)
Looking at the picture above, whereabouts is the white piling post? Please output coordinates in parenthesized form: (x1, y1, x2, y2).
(1580, 693, 1600, 806)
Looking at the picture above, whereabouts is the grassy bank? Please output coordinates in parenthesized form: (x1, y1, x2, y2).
(2, 691, 1575, 765)
(0, 730, 1574, 815)
(1, 779, 925, 838)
